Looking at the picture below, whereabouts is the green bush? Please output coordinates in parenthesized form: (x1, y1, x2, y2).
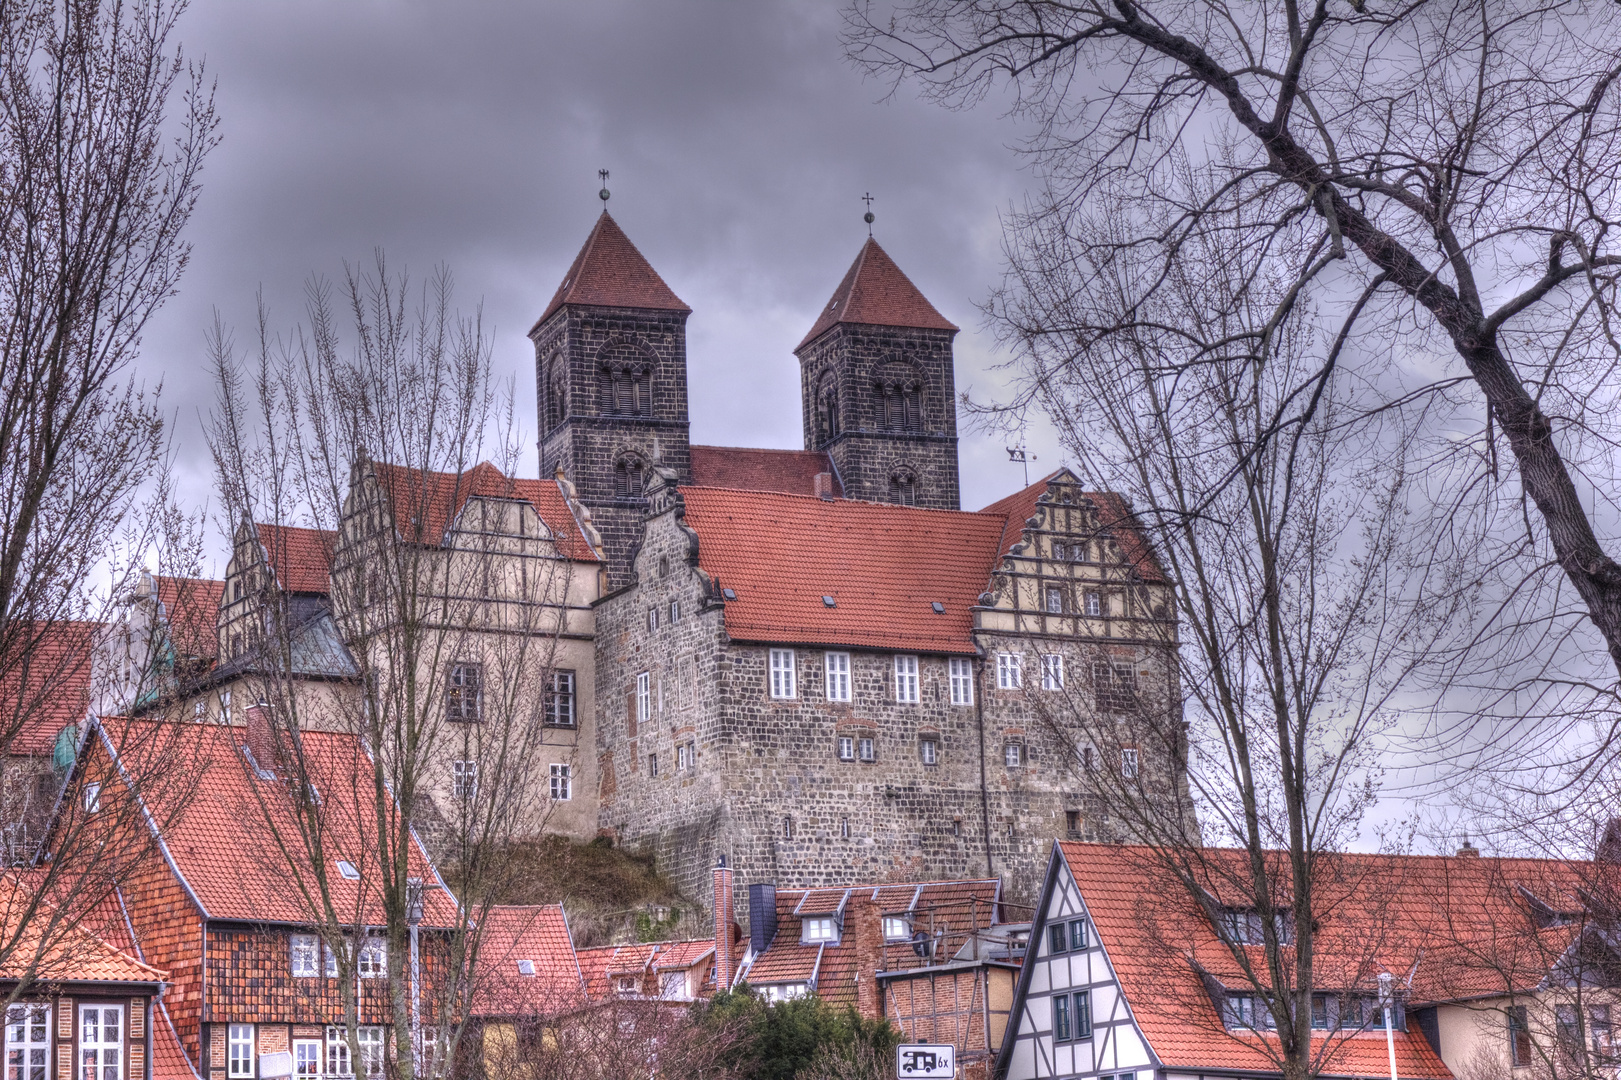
(692, 986, 902, 1080)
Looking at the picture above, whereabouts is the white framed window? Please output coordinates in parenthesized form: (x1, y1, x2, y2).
(550, 763, 572, 801)
(324, 941, 339, 978)
(648, 608, 659, 632)
(677, 743, 694, 771)
(802, 917, 837, 943)
(1044, 585, 1064, 613)
(825, 652, 852, 702)
(837, 736, 854, 761)
(545, 670, 576, 727)
(1042, 654, 1064, 690)
(324, 1027, 350, 1078)
(355, 1029, 384, 1077)
(293, 1039, 321, 1080)
(882, 917, 910, 941)
(1084, 591, 1102, 617)
(661, 971, 688, 1000)
(1121, 748, 1140, 779)
(1005, 743, 1024, 768)
(78, 1005, 122, 1080)
(452, 760, 477, 800)
(948, 658, 973, 705)
(221, 689, 232, 724)
(920, 738, 939, 766)
(6, 1004, 49, 1080)
(446, 663, 483, 721)
(336, 860, 359, 880)
(858, 737, 876, 763)
(325, 1028, 382, 1078)
(670, 600, 681, 623)
(358, 936, 386, 978)
(82, 783, 100, 813)
(996, 652, 1022, 689)
(636, 672, 650, 724)
(769, 649, 797, 699)
(291, 933, 320, 977)
(228, 1025, 254, 1079)
(894, 655, 920, 703)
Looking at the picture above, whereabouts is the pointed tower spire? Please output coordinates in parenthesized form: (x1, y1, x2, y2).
(531, 212, 690, 333)
(797, 237, 956, 351)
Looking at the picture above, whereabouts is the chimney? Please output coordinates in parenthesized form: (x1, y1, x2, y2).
(713, 857, 735, 992)
(748, 883, 778, 956)
(245, 703, 277, 772)
(814, 472, 835, 500)
(848, 896, 883, 1020)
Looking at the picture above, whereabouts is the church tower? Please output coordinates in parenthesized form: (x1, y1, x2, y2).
(795, 238, 961, 510)
(532, 212, 692, 586)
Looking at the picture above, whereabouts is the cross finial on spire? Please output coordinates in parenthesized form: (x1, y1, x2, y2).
(598, 169, 611, 205)
(862, 192, 875, 236)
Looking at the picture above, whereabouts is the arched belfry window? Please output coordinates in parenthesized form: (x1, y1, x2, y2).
(615, 456, 645, 499)
(545, 359, 565, 430)
(890, 469, 918, 507)
(876, 378, 923, 432)
(598, 364, 653, 417)
(816, 374, 840, 446)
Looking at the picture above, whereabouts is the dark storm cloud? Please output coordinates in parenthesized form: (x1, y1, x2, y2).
(143, 0, 1063, 559)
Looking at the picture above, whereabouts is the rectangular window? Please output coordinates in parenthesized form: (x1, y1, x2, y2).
(221, 689, 232, 724)
(1074, 541, 1090, 563)
(802, 917, 837, 943)
(1226, 994, 1261, 1030)
(1052, 993, 1071, 1042)
(769, 650, 797, 699)
(325, 1028, 350, 1078)
(920, 738, 938, 766)
(996, 652, 1022, 689)
(883, 917, 910, 941)
(1121, 748, 1139, 779)
(825, 653, 852, 702)
(1311, 995, 1330, 1030)
(452, 760, 477, 800)
(648, 752, 659, 778)
(670, 600, 680, 624)
(1044, 585, 1064, 613)
(1593, 1005, 1613, 1058)
(293, 1039, 321, 1080)
(1557, 1004, 1579, 1048)
(82, 783, 100, 813)
(677, 743, 694, 771)
(1041, 654, 1064, 690)
(837, 736, 854, 761)
(358, 936, 386, 978)
(6, 1005, 49, 1080)
(549, 763, 571, 801)
(291, 934, 320, 977)
(228, 1025, 254, 1078)
(79, 1005, 122, 1080)
(858, 737, 875, 763)
(356, 1029, 383, 1077)
(1084, 591, 1102, 617)
(1048, 923, 1067, 955)
(1510, 1005, 1533, 1067)
(948, 658, 973, 705)
(894, 655, 920, 703)
(1073, 990, 1093, 1039)
(1069, 919, 1088, 950)
(446, 663, 483, 721)
(648, 608, 659, 632)
(1004, 743, 1024, 768)
(636, 672, 650, 723)
(545, 670, 577, 726)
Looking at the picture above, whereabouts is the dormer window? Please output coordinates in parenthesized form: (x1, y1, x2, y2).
(1217, 907, 1292, 945)
(882, 917, 911, 941)
(802, 916, 839, 944)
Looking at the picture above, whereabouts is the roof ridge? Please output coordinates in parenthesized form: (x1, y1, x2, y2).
(678, 484, 993, 518)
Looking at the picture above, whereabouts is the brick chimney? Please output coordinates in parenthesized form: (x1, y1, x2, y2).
(713, 857, 735, 992)
(245, 703, 277, 772)
(814, 472, 835, 500)
(848, 896, 884, 1021)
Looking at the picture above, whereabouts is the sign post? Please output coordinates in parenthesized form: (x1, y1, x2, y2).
(896, 1043, 956, 1078)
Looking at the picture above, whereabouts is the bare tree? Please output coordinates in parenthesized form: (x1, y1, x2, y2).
(207, 259, 592, 1080)
(847, 0, 1621, 682)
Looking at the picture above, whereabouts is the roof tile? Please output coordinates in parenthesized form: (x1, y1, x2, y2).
(688, 447, 842, 497)
(533, 212, 689, 330)
(797, 238, 957, 350)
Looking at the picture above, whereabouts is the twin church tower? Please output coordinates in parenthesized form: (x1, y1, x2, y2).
(529, 212, 963, 583)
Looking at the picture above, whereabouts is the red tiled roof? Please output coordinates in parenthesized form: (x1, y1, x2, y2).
(372, 462, 599, 562)
(980, 473, 1168, 584)
(151, 1000, 201, 1080)
(797, 238, 957, 350)
(254, 525, 335, 595)
(93, 717, 456, 927)
(533, 212, 690, 330)
(155, 578, 225, 662)
(0, 621, 95, 754)
(469, 905, 584, 1017)
(0, 874, 166, 985)
(688, 446, 842, 497)
(1055, 842, 1599, 1077)
(680, 488, 1005, 654)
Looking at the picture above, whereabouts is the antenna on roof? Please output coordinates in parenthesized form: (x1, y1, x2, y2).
(1007, 434, 1031, 487)
(598, 169, 611, 205)
(862, 192, 875, 236)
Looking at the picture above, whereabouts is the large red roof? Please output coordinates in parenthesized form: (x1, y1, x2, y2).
(0, 621, 95, 754)
(371, 461, 599, 562)
(254, 525, 335, 595)
(93, 717, 455, 927)
(0, 873, 166, 984)
(680, 488, 1005, 654)
(797, 237, 957, 350)
(532, 212, 689, 330)
(155, 578, 225, 662)
(688, 446, 842, 497)
(1055, 842, 1600, 1077)
(469, 905, 584, 1016)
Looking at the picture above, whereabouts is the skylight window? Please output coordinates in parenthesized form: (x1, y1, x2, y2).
(931, 601, 945, 614)
(517, 959, 535, 977)
(822, 595, 836, 607)
(336, 860, 360, 880)
(722, 588, 737, 601)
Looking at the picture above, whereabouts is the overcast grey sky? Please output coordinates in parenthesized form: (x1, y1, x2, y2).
(145, 0, 1062, 564)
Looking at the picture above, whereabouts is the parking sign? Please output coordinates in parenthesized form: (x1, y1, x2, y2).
(896, 1043, 956, 1078)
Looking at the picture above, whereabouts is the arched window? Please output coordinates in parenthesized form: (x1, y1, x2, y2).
(599, 365, 653, 417)
(890, 470, 917, 507)
(546, 360, 565, 429)
(816, 374, 840, 445)
(876, 380, 923, 432)
(615, 457, 644, 498)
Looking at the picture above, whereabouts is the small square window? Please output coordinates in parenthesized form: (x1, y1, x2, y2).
(1004, 743, 1024, 768)
(837, 736, 855, 761)
(825, 652, 852, 702)
(920, 738, 939, 766)
(858, 737, 876, 763)
(336, 859, 360, 880)
(948, 657, 973, 705)
(769, 649, 797, 699)
(894, 655, 920, 703)
(996, 652, 1022, 689)
(517, 959, 536, 976)
(883, 917, 910, 941)
(802, 916, 837, 943)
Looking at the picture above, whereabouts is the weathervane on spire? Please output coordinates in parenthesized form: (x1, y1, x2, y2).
(598, 169, 611, 205)
(862, 192, 875, 236)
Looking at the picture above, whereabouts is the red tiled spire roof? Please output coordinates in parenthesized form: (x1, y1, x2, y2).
(532, 212, 690, 331)
(796, 237, 958, 350)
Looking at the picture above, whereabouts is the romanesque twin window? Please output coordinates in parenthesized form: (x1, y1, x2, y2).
(876, 380, 923, 432)
(615, 458, 644, 498)
(598, 365, 651, 417)
(889, 473, 917, 506)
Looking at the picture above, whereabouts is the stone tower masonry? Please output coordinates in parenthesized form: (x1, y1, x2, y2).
(795, 238, 962, 511)
(531, 212, 693, 586)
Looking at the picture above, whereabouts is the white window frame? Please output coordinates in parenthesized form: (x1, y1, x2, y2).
(1042, 654, 1064, 691)
(920, 738, 938, 766)
(996, 652, 1022, 689)
(858, 737, 876, 763)
(291, 933, 320, 977)
(550, 763, 572, 801)
(1044, 585, 1064, 613)
(324, 1027, 350, 1078)
(948, 658, 973, 705)
(769, 649, 797, 699)
(1084, 591, 1102, 617)
(82, 783, 100, 813)
(636, 672, 650, 724)
(1121, 747, 1140, 780)
(292, 1038, 321, 1080)
(894, 655, 920, 703)
(882, 917, 910, 941)
(358, 936, 386, 978)
(78, 1004, 123, 1080)
(221, 688, 232, 724)
(228, 1025, 254, 1079)
(677, 743, 694, 771)
(1005, 743, 1024, 768)
(670, 600, 680, 624)
(837, 736, 854, 761)
(452, 760, 477, 800)
(6, 1004, 49, 1080)
(825, 652, 852, 703)
(802, 916, 837, 943)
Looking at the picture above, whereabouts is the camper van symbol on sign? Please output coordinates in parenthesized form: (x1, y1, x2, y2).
(896, 1044, 955, 1078)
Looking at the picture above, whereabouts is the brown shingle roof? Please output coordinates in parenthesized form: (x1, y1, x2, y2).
(797, 237, 957, 350)
(532, 212, 689, 330)
(688, 446, 842, 497)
